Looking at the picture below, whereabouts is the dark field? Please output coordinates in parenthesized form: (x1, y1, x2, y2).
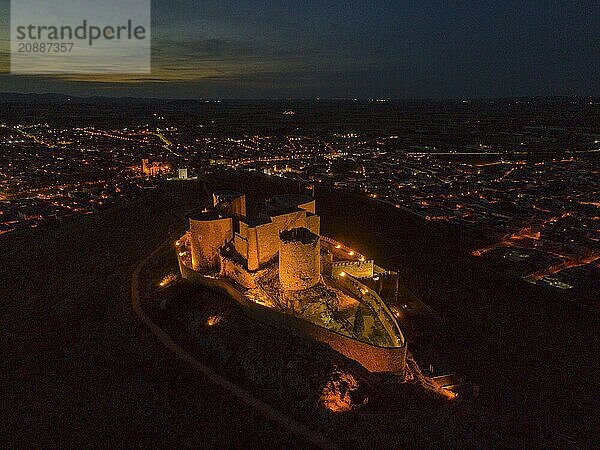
(1, 172, 598, 448)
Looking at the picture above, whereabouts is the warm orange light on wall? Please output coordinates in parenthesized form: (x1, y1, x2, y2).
(206, 315, 221, 326)
(441, 388, 458, 400)
(159, 273, 177, 288)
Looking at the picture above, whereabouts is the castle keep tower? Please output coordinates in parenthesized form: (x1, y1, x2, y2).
(189, 211, 233, 271)
(213, 190, 247, 219)
(279, 227, 321, 291)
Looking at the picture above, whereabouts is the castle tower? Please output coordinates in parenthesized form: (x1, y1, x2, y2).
(213, 190, 247, 219)
(279, 227, 321, 291)
(188, 211, 233, 271)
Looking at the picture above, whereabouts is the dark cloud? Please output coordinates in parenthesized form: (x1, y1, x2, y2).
(0, 0, 598, 98)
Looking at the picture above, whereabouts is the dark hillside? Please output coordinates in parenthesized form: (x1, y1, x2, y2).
(203, 170, 599, 445)
(316, 188, 599, 445)
(1, 171, 597, 447)
(0, 180, 308, 448)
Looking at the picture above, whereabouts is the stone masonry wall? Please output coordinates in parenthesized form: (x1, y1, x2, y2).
(279, 228, 321, 291)
(331, 260, 374, 279)
(178, 255, 406, 374)
(189, 216, 233, 271)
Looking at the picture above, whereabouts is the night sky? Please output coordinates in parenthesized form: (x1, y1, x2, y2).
(0, 0, 598, 98)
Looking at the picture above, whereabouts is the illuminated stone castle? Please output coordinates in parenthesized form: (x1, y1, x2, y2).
(186, 190, 321, 290)
(176, 190, 407, 374)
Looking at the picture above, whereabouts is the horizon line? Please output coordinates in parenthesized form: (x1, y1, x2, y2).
(1, 91, 598, 103)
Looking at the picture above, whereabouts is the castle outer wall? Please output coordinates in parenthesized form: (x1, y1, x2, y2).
(331, 260, 375, 279)
(178, 257, 406, 374)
